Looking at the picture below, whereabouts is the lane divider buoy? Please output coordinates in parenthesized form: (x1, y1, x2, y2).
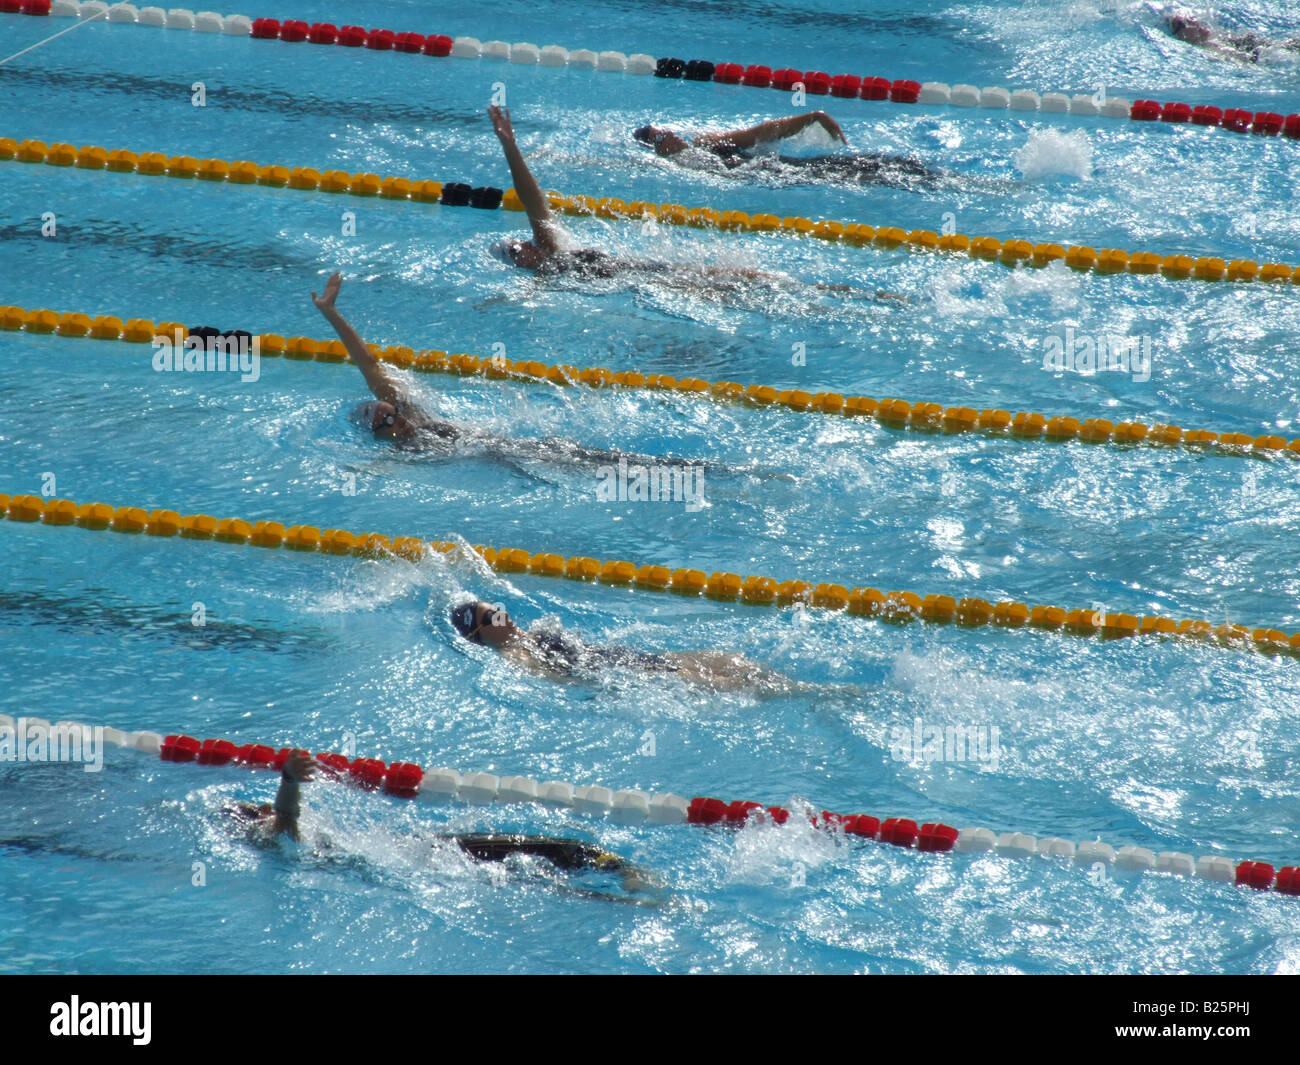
(2, 304, 1295, 464)
(2, 135, 1291, 288)
(14, 4, 1298, 147)
(3, 491, 1299, 660)
(6, 712, 1294, 899)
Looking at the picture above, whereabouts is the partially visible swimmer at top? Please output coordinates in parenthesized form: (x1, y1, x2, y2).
(632, 110, 944, 190)
(486, 106, 909, 305)
(450, 599, 840, 697)
(311, 271, 707, 471)
(1162, 10, 1300, 62)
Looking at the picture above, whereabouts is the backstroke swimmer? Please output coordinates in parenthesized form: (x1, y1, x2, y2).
(487, 106, 908, 304)
(224, 751, 659, 898)
(1161, 10, 1300, 62)
(633, 110, 945, 190)
(311, 271, 707, 471)
(450, 599, 828, 696)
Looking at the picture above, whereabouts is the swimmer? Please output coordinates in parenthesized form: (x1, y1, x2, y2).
(450, 599, 818, 695)
(633, 111, 943, 189)
(487, 106, 907, 303)
(311, 270, 704, 469)
(225, 751, 657, 894)
(1162, 11, 1300, 62)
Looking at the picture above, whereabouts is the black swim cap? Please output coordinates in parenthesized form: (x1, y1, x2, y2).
(450, 602, 478, 638)
(633, 125, 663, 145)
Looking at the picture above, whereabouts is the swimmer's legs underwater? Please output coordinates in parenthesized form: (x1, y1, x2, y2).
(774, 152, 946, 189)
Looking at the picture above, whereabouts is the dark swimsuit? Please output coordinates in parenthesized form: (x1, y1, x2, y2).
(452, 834, 625, 872)
(529, 630, 680, 677)
(536, 248, 673, 279)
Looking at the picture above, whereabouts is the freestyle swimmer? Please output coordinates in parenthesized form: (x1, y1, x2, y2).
(450, 599, 817, 695)
(311, 271, 703, 469)
(226, 751, 655, 893)
(487, 106, 907, 303)
(633, 110, 942, 189)
(1162, 11, 1300, 61)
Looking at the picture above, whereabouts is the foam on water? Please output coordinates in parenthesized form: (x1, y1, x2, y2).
(1014, 128, 1095, 182)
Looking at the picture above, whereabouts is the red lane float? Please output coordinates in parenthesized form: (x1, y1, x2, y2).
(349, 756, 387, 788)
(1235, 861, 1275, 890)
(803, 71, 831, 95)
(713, 62, 743, 85)
(889, 79, 921, 103)
(160, 734, 200, 762)
(831, 74, 861, 98)
(423, 34, 453, 57)
(198, 738, 236, 766)
(1222, 108, 1252, 133)
(771, 68, 800, 91)
(861, 76, 891, 100)
(1253, 112, 1283, 136)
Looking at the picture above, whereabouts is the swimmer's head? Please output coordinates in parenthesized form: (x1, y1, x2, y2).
(633, 125, 688, 156)
(490, 237, 546, 271)
(354, 400, 417, 441)
(450, 600, 515, 647)
(1167, 15, 1211, 44)
(223, 800, 273, 824)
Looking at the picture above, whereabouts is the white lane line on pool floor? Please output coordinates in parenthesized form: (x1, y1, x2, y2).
(0, 10, 106, 67)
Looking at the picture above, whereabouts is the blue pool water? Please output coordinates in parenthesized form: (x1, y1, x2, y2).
(2, 0, 1299, 974)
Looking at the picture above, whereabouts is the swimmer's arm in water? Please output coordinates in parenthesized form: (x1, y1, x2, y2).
(270, 750, 316, 841)
(684, 265, 908, 304)
(311, 272, 415, 411)
(695, 111, 847, 152)
(488, 106, 560, 254)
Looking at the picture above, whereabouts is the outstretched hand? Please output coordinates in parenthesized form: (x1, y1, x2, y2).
(283, 750, 317, 782)
(488, 105, 515, 143)
(312, 271, 342, 312)
(813, 111, 848, 143)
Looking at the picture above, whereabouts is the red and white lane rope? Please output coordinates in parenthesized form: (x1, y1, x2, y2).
(3, 713, 1295, 897)
(10, 2, 1298, 141)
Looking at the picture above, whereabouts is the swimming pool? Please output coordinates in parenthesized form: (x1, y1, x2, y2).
(2, 0, 1300, 974)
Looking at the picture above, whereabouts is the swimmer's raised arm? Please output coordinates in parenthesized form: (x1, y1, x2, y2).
(272, 750, 316, 841)
(312, 272, 408, 409)
(488, 106, 560, 253)
(695, 110, 847, 151)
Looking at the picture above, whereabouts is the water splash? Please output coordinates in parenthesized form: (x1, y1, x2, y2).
(1014, 128, 1094, 181)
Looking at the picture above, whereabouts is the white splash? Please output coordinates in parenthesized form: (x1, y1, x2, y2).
(1014, 128, 1094, 181)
